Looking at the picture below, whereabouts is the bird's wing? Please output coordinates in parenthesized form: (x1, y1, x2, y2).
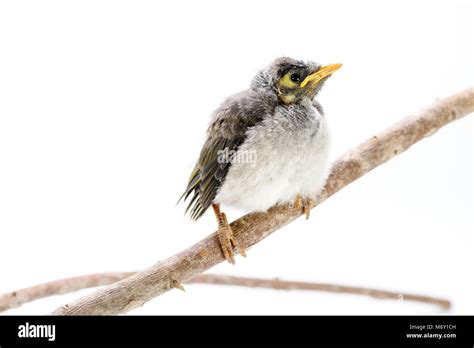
(179, 95, 266, 220)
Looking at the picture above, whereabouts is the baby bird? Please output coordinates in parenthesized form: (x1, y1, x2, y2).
(179, 57, 341, 264)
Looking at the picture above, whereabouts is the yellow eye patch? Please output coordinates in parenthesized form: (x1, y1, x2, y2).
(278, 71, 301, 89)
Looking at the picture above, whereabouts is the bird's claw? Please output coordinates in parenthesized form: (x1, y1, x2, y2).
(293, 194, 303, 210)
(217, 212, 246, 264)
(293, 195, 315, 220)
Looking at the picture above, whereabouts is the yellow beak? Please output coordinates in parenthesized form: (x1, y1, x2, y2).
(300, 63, 342, 88)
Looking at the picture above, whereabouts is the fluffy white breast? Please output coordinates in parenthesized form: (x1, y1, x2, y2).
(214, 100, 331, 212)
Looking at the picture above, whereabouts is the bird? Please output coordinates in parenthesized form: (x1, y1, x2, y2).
(179, 57, 341, 264)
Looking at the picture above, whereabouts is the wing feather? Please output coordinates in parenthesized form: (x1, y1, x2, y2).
(178, 90, 270, 220)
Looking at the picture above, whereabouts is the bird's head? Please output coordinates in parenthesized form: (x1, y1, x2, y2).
(251, 57, 342, 105)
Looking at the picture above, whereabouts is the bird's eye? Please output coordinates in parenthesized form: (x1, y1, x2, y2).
(290, 73, 302, 83)
(279, 70, 305, 89)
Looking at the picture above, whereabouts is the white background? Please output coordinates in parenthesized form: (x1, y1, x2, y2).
(0, 0, 472, 315)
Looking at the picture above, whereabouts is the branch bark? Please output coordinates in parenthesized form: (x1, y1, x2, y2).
(52, 87, 474, 315)
(190, 275, 451, 309)
(0, 272, 134, 312)
(0, 272, 450, 312)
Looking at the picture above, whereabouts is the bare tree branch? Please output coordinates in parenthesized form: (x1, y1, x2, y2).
(52, 87, 474, 315)
(0, 272, 134, 312)
(190, 275, 451, 309)
(0, 272, 450, 312)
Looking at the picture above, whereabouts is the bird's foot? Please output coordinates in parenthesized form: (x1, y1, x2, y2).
(214, 208, 246, 264)
(293, 195, 315, 220)
(302, 197, 315, 219)
(293, 194, 303, 210)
